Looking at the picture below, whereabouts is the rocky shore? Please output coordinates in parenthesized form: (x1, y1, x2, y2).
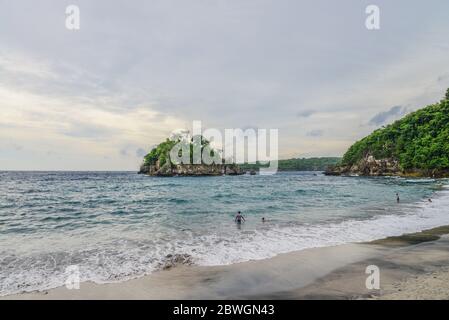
(138, 161, 244, 177)
(325, 155, 449, 178)
(325, 155, 400, 176)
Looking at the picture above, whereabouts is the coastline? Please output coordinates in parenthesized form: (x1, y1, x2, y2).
(325, 156, 449, 178)
(4, 226, 449, 300)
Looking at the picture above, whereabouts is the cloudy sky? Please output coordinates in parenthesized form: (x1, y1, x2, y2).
(1, 0, 448, 170)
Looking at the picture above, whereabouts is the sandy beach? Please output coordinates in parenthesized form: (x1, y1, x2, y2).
(3, 226, 449, 300)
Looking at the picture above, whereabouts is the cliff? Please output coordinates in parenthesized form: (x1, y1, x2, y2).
(325, 155, 400, 176)
(138, 162, 244, 176)
(326, 88, 449, 178)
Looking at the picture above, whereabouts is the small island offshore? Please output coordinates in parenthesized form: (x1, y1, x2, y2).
(326, 88, 449, 178)
(138, 136, 245, 176)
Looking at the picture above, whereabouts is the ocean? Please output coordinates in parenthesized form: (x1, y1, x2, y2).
(1, 171, 448, 296)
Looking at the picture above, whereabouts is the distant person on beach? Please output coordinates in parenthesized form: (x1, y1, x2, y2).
(396, 193, 400, 203)
(262, 217, 265, 223)
(235, 211, 245, 224)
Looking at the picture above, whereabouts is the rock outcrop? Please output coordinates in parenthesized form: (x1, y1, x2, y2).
(138, 161, 244, 176)
(157, 254, 194, 270)
(325, 155, 449, 178)
(325, 155, 400, 176)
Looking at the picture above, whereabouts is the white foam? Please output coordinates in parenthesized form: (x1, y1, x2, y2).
(183, 188, 449, 266)
(2, 187, 449, 296)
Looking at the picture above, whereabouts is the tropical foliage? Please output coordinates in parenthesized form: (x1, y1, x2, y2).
(143, 136, 215, 167)
(239, 157, 341, 171)
(341, 89, 449, 171)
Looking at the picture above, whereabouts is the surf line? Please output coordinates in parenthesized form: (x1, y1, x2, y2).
(173, 304, 208, 318)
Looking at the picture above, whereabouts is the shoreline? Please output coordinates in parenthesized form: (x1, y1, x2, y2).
(324, 167, 449, 179)
(4, 225, 449, 300)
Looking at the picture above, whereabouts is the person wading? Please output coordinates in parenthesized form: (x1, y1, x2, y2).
(235, 211, 245, 224)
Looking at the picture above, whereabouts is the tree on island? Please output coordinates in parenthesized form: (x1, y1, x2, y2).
(143, 135, 218, 167)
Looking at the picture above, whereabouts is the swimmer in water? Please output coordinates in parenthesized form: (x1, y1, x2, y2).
(262, 217, 266, 223)
(396, 193, 400, 203)
(235, 211, 245, 224)
(428, 198, 432, 202)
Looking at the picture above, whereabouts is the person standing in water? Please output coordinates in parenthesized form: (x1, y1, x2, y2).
(235, 211, 245, 223)
(396, 193, 400, 203)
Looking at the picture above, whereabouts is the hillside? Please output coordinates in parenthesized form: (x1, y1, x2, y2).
(240, 157, 341, 172)
(327, 88, 449, 177)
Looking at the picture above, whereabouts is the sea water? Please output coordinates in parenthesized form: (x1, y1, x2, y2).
(0, 171, 448, 295)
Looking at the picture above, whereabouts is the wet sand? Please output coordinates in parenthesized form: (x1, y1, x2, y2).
(3, 227, 449, 300)
(276, 234, 449, 299)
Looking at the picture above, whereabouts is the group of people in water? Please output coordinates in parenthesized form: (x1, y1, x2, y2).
(234, 211, 266, 224)
(235, 193, 433, 225)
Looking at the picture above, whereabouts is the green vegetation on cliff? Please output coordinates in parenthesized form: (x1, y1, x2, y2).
(240, 157, 341, 171)
(342, 89, 449, 171)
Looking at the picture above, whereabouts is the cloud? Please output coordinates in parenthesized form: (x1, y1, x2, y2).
(8, 143, 23, 151)
(0, 50, 57, 79)
(136, 148, 147, 158)
(1, 1, 449, 169)
(297, 110, 316, 118)
(61, 123, 119, 140)
(306, 129, 323, 137)
(241, 125, 259, 131)
(0, 76, 188, 170)
(438, 73, 449, 83)
(368, 106, 408, 126)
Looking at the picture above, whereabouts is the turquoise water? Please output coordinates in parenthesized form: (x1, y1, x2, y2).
(0, 171, 448, 295)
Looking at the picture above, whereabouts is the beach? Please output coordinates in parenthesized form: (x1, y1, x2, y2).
(3, 227, 449, 300)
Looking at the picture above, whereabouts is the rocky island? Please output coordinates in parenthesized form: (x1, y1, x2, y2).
(138, 135, 244, 176)
(326, 88, 449, 178)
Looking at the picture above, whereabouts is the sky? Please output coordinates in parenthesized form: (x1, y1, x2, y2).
(1, 0, 449, 170)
